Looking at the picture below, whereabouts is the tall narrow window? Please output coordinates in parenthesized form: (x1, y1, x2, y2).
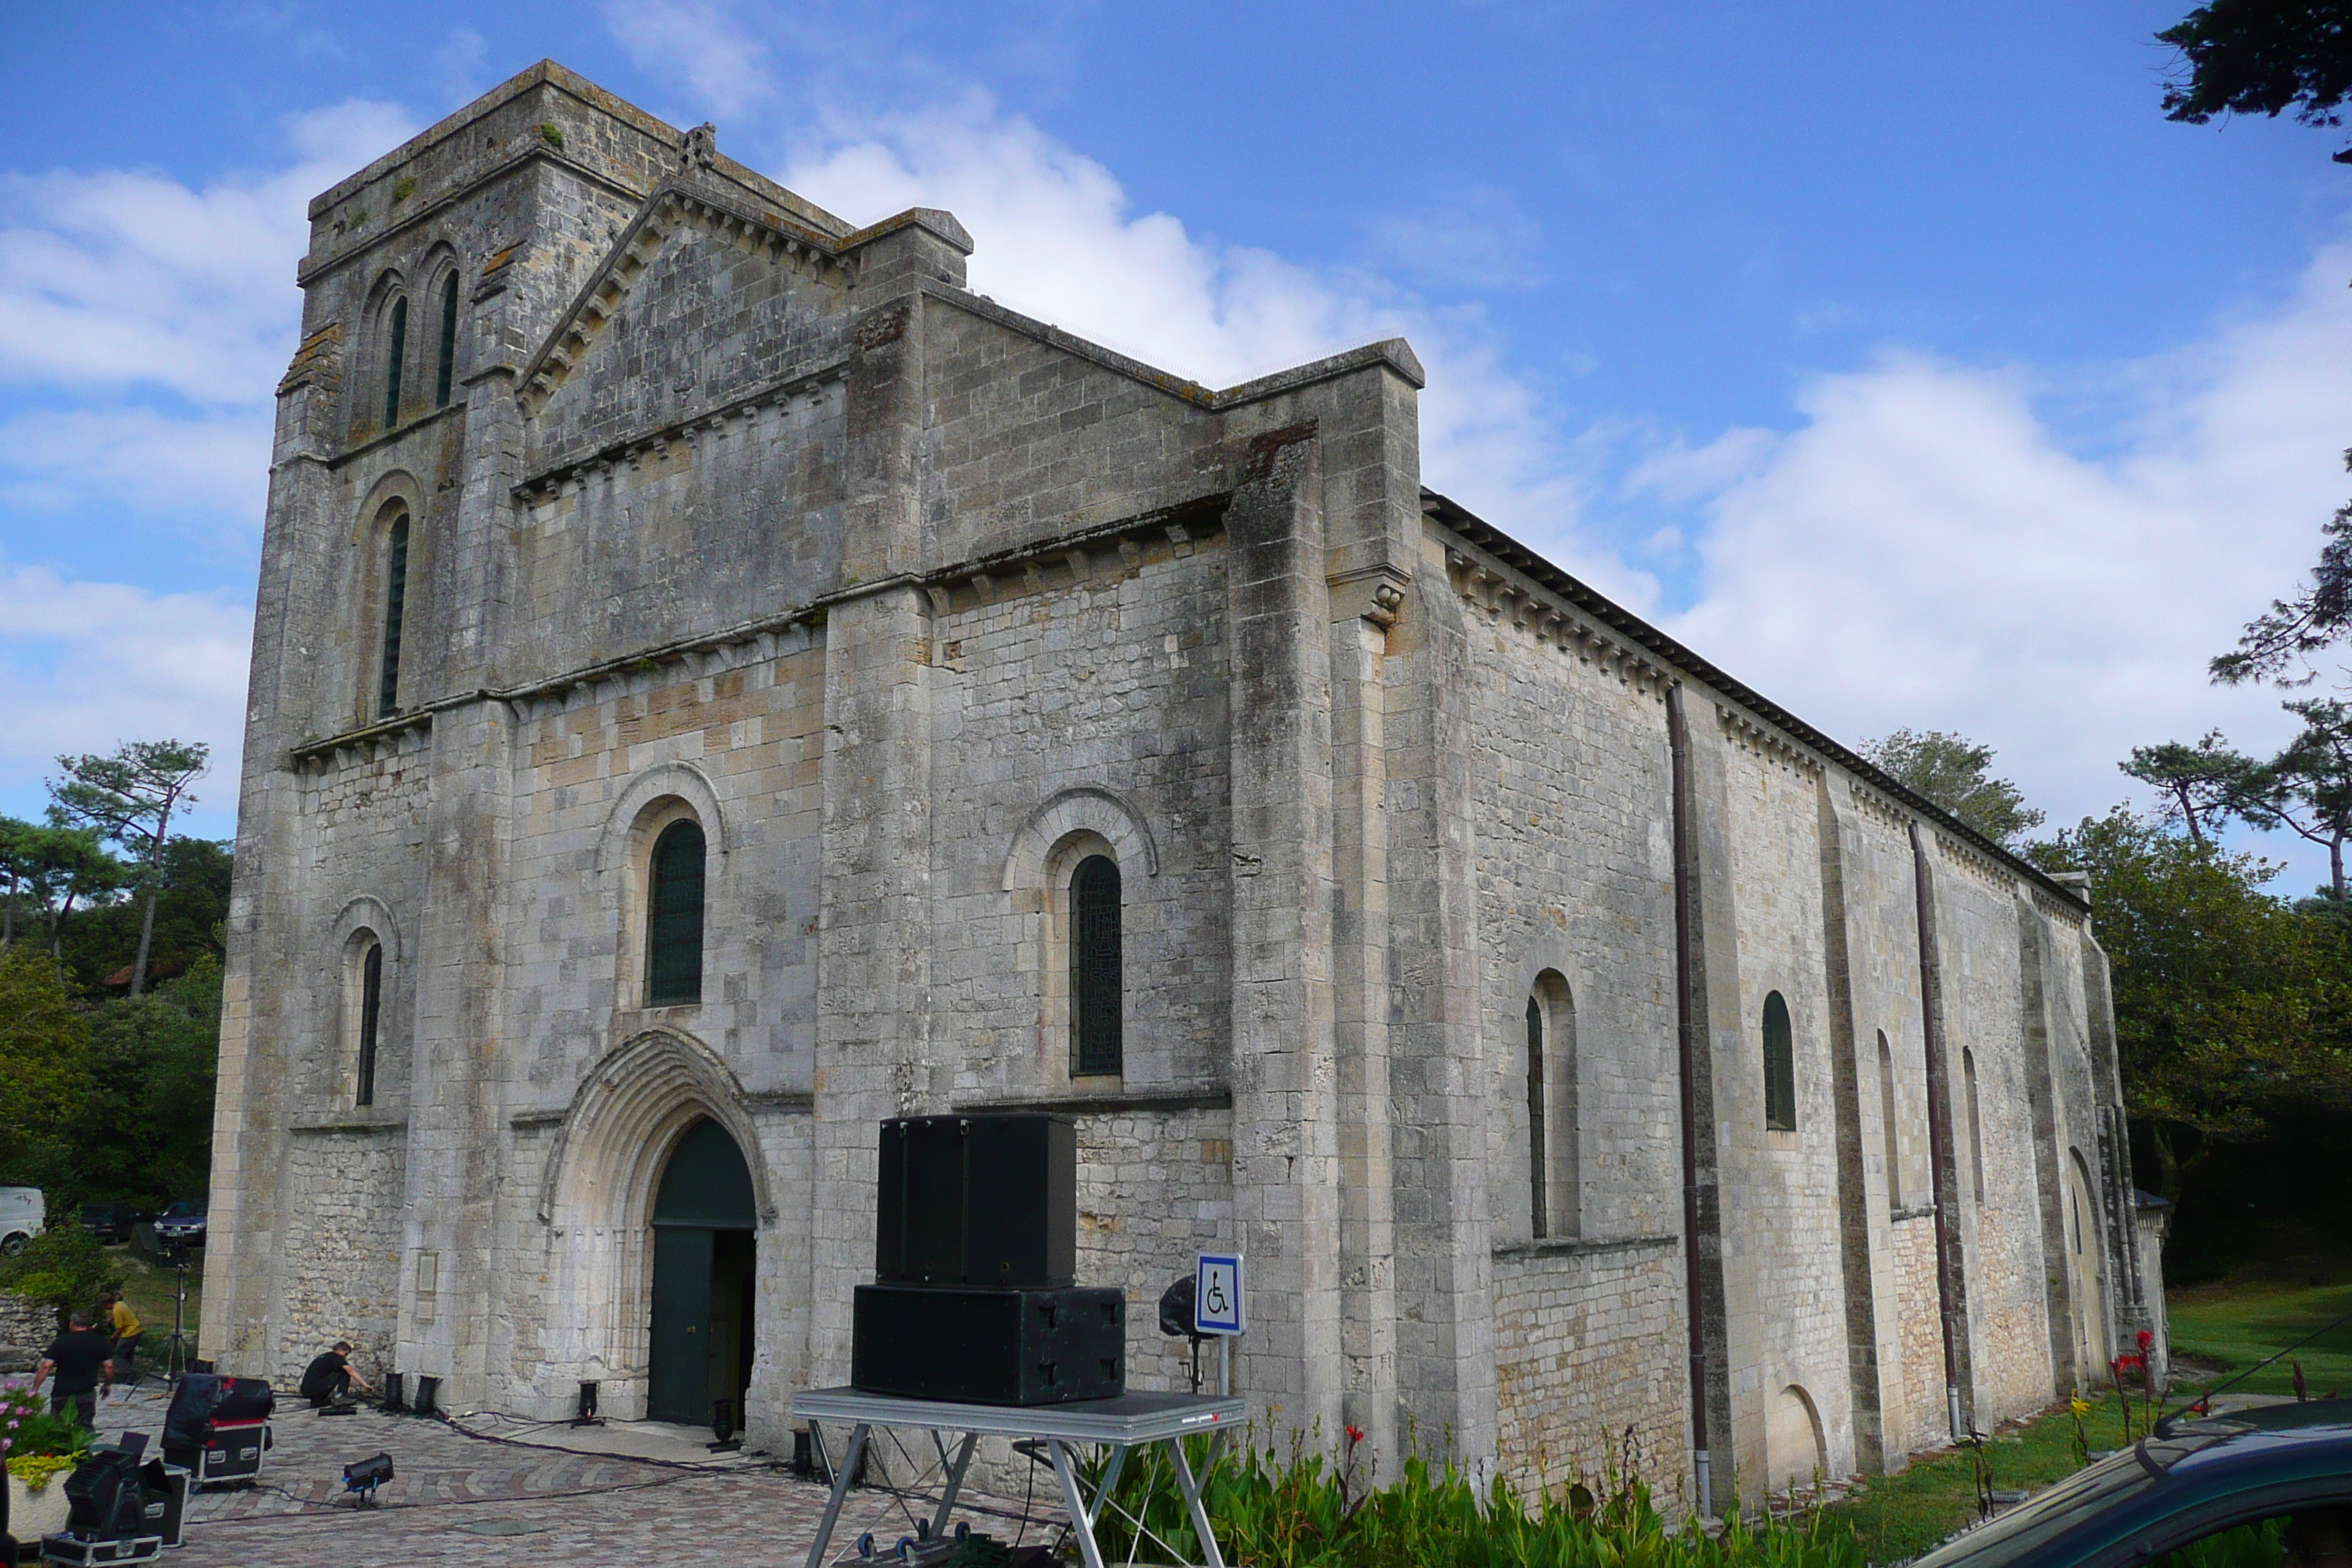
(434, 273, 459, 407)
(1527, 995, 1548, 1239)
(1877, 1032, 1900, 1208)
(378, 511, 410, 717)
(1071, 855, 1122, 1076)
(646, 819, 706, 1006)
(356, 940, 383, 1108)
(1763, 990, 1796, 1132)
(1964, 1049, 1986, 1203)
(382, 295, 407, 430)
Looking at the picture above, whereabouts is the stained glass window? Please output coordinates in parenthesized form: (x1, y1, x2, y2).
(1071, 856, 1121, 1077)
(1763, 990, 1796, 1132)
(647, 819, 706, 1006)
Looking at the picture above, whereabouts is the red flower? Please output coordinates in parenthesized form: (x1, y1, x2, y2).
(1345, 1425, 1364, 1445)
(2138, 1330, 2154, 1353)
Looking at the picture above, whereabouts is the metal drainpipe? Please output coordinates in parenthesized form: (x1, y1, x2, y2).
(1910, 821, 1966, 1443)
(1667, 685, 1713, 1517)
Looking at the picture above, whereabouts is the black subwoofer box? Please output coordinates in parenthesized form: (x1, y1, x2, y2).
(877, 1115, 1076, 1289)
(853, 1284, 1124, 1405)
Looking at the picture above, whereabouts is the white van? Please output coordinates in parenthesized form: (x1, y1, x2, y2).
(0, 1188, 45, 1254)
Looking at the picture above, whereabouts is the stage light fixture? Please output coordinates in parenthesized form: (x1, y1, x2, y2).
(709, 1398, 740, 1452)
(342, 1452, 394, 1507)
(573, 1380, 603, 1427)
(412, 1376, 440, 1419)
(381, 1371, 408, 1414)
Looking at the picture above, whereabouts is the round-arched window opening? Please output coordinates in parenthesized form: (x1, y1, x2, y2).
(646, 818, 706, 1006)
(1763, 990, 1796, 1132)
(1070, 854, 1121, 1077)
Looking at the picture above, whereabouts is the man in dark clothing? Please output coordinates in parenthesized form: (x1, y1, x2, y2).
(299, 1341, 373, 1408)
(35, 1312, 114, 1428)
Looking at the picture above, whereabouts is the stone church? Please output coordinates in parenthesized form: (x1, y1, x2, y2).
(206, 61, 2163, 1501)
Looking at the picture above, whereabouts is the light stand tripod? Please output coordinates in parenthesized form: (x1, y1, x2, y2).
(154, 1243, 195, 1384)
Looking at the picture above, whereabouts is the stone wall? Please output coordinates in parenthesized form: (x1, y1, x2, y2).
(1492, 1240, 1686, 1494)
(272, 1128, 406, 1380)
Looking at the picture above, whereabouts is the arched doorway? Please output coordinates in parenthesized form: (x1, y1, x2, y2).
(648, 1117, 757, 1425)
(2065, 1147, 2110, 1380)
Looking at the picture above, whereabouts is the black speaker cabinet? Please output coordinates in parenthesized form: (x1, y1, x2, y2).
(876, 1115, 1075, 1289)
(852, 1284, 1124, 1406)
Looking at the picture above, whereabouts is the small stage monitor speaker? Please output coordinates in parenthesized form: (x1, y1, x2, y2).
(852, 1284, 1123, 1406)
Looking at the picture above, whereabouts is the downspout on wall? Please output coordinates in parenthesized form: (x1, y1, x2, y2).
(1667, 685, 1715, 1515)
(1910, 822, 1970, 1441)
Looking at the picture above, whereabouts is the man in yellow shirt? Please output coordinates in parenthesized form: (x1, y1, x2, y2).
(97, 1292, 141, 1383)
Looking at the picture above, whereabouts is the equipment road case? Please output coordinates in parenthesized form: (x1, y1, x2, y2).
(37, 1535, 162, 1567)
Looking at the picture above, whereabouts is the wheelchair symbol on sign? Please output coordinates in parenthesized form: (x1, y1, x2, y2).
(1194, 1254, 1243, 1335)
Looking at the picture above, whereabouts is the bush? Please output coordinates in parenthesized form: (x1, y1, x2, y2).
(0, 1376, 91, 1489)
(0, 1226, 123, 1335)
(1085, 1428, 1863, 1568)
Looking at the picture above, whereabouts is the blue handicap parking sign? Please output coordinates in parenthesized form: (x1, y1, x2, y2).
(1195, 1254, 1243, 1335)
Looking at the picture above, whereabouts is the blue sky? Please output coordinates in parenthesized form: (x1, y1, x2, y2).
(4, 0, 2351, 888)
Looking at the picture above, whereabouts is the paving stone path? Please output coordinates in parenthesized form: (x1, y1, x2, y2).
(69, 1384, 1064, 1567)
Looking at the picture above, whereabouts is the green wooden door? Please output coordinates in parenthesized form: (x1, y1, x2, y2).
(648, 1225, 714, 1423)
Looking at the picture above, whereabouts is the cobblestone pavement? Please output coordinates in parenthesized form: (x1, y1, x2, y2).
(69, 1384, 1066, 1567)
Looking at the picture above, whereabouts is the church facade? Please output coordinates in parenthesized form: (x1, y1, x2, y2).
(206, 61, 2161, 1500)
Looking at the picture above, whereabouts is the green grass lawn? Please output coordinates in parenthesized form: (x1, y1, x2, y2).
(2166, 1275, 2352, 1399)
(1822, 1392, 2144, 1566)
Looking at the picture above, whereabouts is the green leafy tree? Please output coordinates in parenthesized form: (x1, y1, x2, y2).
(0, 823, 125, 961)
(0, 1226, 124, 1335)
(75, 958, 222, 1206)
(59, 837, 230, 992)
(2159, 0, 2352, 163)
(2029, 807, 2352, 1199)
(1861, 728, 2046, 847)
(0, 945, 94, 1194)
(48, 740, 207, 996)
(2236, 697, 2352, 895)
(2121, 731, 2267, 845)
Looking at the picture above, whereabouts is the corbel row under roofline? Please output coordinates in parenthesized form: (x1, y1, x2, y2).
(1421, 488, 2089, 916)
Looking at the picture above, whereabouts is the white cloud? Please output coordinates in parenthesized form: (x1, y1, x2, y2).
(0, 407, 269, 531)
(777, 94, 1644, 600)
(1665, 244, 2352, 862)
(0, 559, 252, 800)
(605, 0, 776, 120)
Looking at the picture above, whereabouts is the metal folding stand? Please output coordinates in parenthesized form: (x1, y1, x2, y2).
(790, 1387, 1245, 1568)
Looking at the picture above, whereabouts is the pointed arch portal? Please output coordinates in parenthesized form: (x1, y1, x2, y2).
(648, 1117, 757, 1425)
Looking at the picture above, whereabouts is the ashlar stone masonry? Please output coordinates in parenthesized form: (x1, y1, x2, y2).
(206, 61, 2162, 1506)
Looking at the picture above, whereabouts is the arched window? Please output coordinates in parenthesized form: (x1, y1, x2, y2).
(1763, 990, 1796, 1132)
(355, 939, 383, 1108)
(1877, 1031, 1899, 1208)
(378, 510, 410, 717)
(1071, 855, 1121, 1077)
(646, 818, 706, 1006)
(1526, 995, 1548, 1238)
(434, 272, 459, 407)
(382, 294, 407, 430)
(1526, 971, 1578, 1240)
(1964, 1049, 1986, 1204)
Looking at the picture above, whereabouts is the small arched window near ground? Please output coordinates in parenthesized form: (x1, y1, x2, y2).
(355, 938, 383, 1108)
(1763, 991, 1796, 1132)
(382, 294, 407, 430)
(434, 272, 459, 407)
(646, 819, 706, 1006)
(1964, 1049, 1986, 1203)
(1877, 1031, 1900, 1208)
(1071, 855, 1122, 1077)
(377, 509, 410, 717)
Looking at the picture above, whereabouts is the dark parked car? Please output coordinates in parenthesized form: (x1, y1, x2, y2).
(78, 1201, 146, 1245)
(152, 1201, 207, 1250)
(1914, 1399, 2352, 1568)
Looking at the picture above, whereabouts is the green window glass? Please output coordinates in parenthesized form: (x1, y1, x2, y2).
(377, 513, 409, 717)
(356, 941, 382, 1108)
(1763, 990, 1796, 1131)
(647, 819, 706, 1006)
(1527, 995, 1548, 1238)
(434, 273, 459, 407)
(1071, 856, 1121, 1076)
(382, 295, 407, 430)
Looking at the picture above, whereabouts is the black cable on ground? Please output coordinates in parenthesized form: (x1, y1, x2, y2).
(187, 1466, 722, 1527)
